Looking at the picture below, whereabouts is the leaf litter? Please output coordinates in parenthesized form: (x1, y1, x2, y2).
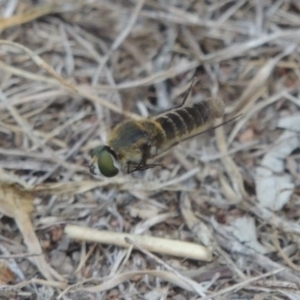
(0, 0, 300, 299)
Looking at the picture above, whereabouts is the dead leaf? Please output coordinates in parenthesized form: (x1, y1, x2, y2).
(255, 122, 300, 211)
(277, 114, 300, 131)
(0, 182, 64, 282)
(0, 260, 15, 284)
(216, 214, 271, 254)
(238, 128, 255, 143)
(0, 182, 33, 218)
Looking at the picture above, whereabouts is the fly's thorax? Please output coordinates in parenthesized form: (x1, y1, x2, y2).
(107, 120, 148, 153)
(106, 119, 163, 167)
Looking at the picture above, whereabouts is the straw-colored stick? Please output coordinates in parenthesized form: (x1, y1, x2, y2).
(65, 224, 212, 262)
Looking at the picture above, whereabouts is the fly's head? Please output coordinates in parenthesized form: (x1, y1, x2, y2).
(89, 146, 120, 178)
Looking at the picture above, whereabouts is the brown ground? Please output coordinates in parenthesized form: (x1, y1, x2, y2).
(0, 1, 300, 299)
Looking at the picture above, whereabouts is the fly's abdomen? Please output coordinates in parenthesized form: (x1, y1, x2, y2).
(155, 112, 187, 141)
(155, 98, 224, 142)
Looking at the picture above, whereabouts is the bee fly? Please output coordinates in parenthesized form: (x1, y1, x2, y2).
(89, 81, 225, 177)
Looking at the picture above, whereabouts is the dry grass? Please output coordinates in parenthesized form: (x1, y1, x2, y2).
(0, 0, 300, 299)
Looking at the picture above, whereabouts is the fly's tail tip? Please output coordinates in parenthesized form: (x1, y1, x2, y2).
(209, 97, 225, 119)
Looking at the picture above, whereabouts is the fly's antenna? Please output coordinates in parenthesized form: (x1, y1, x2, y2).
(150, 76, 199, 118)
(178, 76, 199, 108)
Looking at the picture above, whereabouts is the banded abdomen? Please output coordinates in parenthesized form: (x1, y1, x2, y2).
(154, 98, 224, 148)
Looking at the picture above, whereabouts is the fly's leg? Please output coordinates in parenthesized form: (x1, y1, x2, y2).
(127, 162, 131, 174)
(127, 163, 162, 174)
(126, 143, 151, 174)
(177, 76, 198, 108)
(127, 161, 162, 174)
(126, 143, 162, 174)
(134, 143, 158, 172)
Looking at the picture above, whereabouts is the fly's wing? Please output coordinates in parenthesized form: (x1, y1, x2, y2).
(150, 114, 241, 161)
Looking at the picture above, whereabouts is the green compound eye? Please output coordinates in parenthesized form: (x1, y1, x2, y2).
(91, 146, 119, 177)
